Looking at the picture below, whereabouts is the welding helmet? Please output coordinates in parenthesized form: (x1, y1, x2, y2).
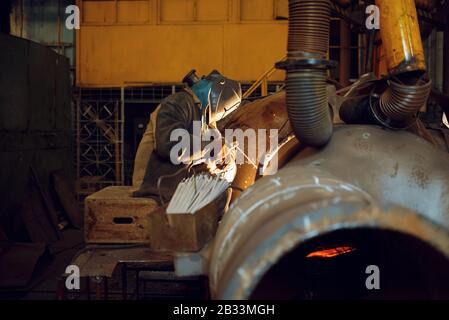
(183, 70, 242, 124)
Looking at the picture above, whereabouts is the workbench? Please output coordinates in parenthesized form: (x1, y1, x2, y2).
(58, 245, 208, 300)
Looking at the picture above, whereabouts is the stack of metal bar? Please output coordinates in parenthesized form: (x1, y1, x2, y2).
(166, 174, 229, 214)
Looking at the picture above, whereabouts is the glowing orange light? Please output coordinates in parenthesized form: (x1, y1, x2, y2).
(306, 246, 356, 258)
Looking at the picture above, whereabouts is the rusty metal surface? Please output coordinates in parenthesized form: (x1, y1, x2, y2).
(218, 92, 295, 200)
(209, 125, 449, 299)
(292, 125, 449, 227)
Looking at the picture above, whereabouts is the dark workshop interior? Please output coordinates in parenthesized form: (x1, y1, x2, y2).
(1, 0, 449, 302)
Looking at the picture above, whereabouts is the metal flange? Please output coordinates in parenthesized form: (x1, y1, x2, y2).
(275, 58, 337, 71)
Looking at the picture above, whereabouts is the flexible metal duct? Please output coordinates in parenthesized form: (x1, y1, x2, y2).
(339, 77, 433, 130)
(277, 0, 333, 147)
(374, 78, 432, 128)
(339, 0, 432, 130)
(209, 125, 449, 299)
(287, 0, 331, 58)
(368, 0, 431, 129)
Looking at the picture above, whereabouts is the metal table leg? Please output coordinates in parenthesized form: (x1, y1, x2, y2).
(122, 263, 128, 300)
(136, 270, 140, 300)
(56, 277, 66, 300)
(86, 277, 91, 300)
(103, 277, 108, 300)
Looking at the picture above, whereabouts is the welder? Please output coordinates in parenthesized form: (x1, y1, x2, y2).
(132, 70, 242, 204)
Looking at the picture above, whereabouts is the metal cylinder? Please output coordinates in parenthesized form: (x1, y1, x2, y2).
(217, 92, 296, 199)
(209, 125, 449, 299)
(376, 0, 427, 75)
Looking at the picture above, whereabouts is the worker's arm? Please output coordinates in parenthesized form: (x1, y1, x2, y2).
(155, 92, 207, 164)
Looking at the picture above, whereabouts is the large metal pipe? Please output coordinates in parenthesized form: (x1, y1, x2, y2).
(277, 0, 334, 148)
(376, 0, 427, 75)
(210, 125, 449, 299)
(217, 92, 296, 199)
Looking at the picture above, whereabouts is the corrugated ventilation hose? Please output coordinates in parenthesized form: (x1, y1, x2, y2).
(287, 0, 331, 57)
(378, 78, 432, 123)
(278, 0, 334, 147)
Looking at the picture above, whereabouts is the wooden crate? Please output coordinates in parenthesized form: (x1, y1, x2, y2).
(148, 200, 220, 252)
(85, 186, 159, 244)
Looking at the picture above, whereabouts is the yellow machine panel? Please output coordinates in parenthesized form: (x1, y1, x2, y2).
(76, 0, 288, 87)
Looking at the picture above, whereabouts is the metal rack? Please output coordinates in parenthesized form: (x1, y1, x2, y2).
(75, 88, 124, 200)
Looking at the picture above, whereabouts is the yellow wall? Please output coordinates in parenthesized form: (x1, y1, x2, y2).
(76, 0, 288, 87)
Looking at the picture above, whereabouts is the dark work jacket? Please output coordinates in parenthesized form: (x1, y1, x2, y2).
(132, 89, 206, 204)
